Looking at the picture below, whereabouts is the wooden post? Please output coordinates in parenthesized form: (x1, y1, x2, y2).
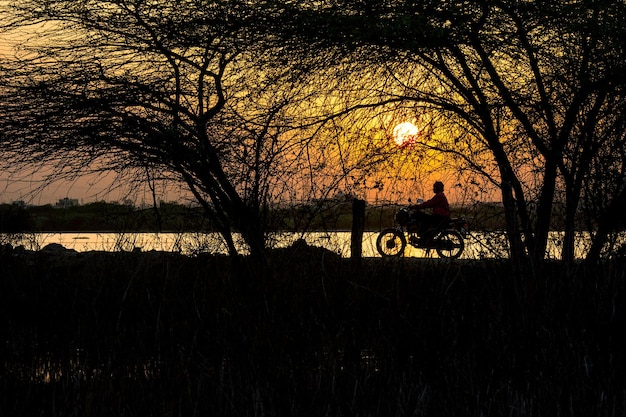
(351, 198, 366, 268)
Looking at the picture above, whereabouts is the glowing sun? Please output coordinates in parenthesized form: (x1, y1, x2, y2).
(392, 122, 419, 147)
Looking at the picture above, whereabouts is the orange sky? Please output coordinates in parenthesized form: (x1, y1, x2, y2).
(0, 169, 189, 206)
(0, 156, 498, 207)
(0, 17, 501, 208)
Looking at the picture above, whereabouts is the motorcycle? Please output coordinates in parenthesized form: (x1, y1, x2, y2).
(376, 205, 470, 258)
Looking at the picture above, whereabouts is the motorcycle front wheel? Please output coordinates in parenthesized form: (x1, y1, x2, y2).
(435, 230, 464, 258)
(376, 228, 407, 257)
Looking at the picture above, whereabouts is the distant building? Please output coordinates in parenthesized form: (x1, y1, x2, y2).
(55, 198, 79, 208)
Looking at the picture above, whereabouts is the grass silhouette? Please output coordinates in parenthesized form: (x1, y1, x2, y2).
(1, 246, 624, 416)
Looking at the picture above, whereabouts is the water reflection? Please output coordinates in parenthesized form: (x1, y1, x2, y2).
(0, 231, 597, 259)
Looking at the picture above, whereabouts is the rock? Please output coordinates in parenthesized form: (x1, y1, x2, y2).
(41, 243, 77, 253)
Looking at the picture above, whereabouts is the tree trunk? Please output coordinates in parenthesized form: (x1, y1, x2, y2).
(351, 198, 366, 269)
(586, 228, 608, 263)
(235, 204, 266, 261)
(501, 181, 525, 264)
(586, 189, 626, 263)
(532, 160, 558, 263)
(561, 188, 580, 265)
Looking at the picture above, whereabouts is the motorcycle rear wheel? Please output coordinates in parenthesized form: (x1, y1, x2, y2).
(435, 230, 464, 258)
(376, 228, 407, 257)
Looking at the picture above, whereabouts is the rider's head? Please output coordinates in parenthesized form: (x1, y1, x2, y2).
(433, 181, 444, 193)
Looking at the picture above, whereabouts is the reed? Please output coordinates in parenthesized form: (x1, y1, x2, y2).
(1, 247, 625, 416)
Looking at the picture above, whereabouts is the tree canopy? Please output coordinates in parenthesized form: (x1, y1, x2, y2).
(1, 0, 625, 262)
(275, 0, 626, 263)
(0, 0, 397, 257)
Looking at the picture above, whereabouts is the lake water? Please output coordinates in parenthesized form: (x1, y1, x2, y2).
(0, 230, 596, 259)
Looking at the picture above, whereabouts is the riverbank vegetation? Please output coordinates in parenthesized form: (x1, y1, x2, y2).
(1, 246, 625, 416)
(0, 199, 573, 234)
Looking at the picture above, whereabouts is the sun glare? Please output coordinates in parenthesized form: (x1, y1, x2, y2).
(392, 122, 419, 147)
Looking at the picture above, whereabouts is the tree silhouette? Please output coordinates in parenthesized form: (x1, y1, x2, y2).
(0, 0, 351, 258)
(277, 0, 626, 263)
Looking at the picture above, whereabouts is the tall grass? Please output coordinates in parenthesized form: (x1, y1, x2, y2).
(1, 247, 625, 416)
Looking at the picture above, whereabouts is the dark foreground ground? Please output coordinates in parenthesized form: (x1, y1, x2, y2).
(1, 244, 625, 417)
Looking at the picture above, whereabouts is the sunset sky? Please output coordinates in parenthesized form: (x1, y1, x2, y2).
(0, 168, 191, 206)
(0, 136, 492, 207)
(0, 3, 504, 209)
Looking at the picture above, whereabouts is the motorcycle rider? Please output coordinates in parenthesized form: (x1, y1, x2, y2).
(411, 181, 450, 241)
